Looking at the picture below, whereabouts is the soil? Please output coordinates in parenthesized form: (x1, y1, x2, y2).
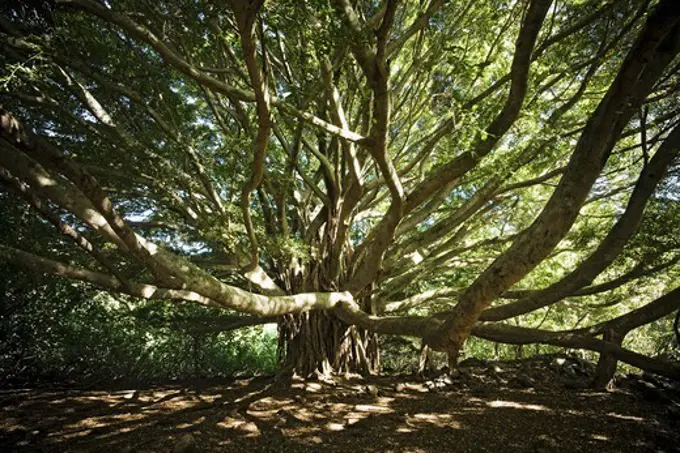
(2, 357, 679, 452)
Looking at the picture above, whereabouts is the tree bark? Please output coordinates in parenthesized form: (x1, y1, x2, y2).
(278, 311, 379, 377)
(592, 329, 624, 390)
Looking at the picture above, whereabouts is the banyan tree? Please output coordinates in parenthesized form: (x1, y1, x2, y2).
(1, 0, 679, 382)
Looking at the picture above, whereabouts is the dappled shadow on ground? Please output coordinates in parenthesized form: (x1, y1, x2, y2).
(1, 371, 679, 453)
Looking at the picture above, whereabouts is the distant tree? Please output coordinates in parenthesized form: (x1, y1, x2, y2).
(1, 0, 679, 381)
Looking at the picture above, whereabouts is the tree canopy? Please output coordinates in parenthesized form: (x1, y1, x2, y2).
(1, 0, 679, 378)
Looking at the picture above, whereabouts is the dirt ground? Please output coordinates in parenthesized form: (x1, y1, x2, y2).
(1, 369, 679, 453)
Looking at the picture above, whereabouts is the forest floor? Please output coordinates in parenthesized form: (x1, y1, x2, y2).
(1, 355, 679, 453)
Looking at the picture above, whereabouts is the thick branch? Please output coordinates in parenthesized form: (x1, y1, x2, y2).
(437, 2, 680, 353)
(0, 244, 354, 317)
(472, 323, 680, 380)
(576, 286, 680, 336)
(482, 122, 680, 321)
(0, 108, 171, 283)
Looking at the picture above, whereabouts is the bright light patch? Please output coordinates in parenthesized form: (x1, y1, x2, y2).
(486, 400, 550, 411)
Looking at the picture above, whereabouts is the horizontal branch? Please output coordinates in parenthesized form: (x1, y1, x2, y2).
(334, 301, 431, 337)
(575, 285, 680, 336)
(472, 323, 680, 380)
(0, 243, 223, 307)
(0, 244, 354, 317)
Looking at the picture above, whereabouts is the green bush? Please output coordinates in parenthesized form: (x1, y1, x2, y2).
(0, 269, 279, 384)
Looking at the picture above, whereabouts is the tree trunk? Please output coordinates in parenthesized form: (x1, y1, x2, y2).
(278, 310, 379, 377)
(593, 329, 624, 390)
